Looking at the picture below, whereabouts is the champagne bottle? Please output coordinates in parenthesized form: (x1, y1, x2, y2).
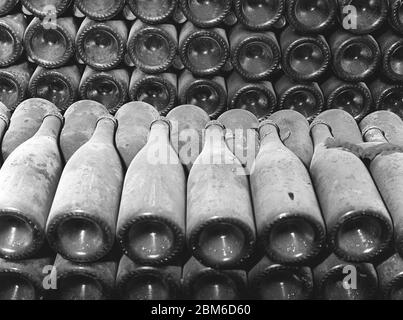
(50, 255, 116, 300)
(187, 120, 256, 269)
(230, 24, 280, 81)
(60, 100, 109, 162)
(29, 65, 81, 112)
(390, 0, 403, 34)
(0, 13, 25, 67)
(310, 109, 393, 262)
(75, 0, 125, 21)
(377, 253, 403, 300)
(166, 104, 210, 172)
(313, 254, 378, 300)
(79, 66, 129, 114)
(178, 70, 226, 119)
(321, 76, 372, 122)
(370, 79, 403, 119)
(127, 20, 178, 74)
(0, 0, 19, 16)
(117, 117, 186, 265)
(227, 71, 277, 120)
(2, 98, 59, 160)
(179, 0, 232, 28)
(0, 62, 31, 111)
(127, 0, 178, 24)
(0, 109, 63, 260)
(179, 22, 229, 77)
(183, 257, 247, 300)
(248, 256, 313, 300)
(115, 101, 159, 169)
(129, 69, 177, 116)
(377, 30, 403, 82)
(22, 0, 72, 17)
(76, 18, 127, 71)
(275, 75, 324, 122)
(116, 255, 181, 300)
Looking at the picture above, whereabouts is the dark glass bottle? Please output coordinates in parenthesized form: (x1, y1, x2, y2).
(275, 75, 324, 122)
(29, 65, 81, 112)
(79, 66, 129, 114)
(0, 0, 19, 16)
(22, 0, 72, 18)
(24, 17, 77, 68)
(180, 0, 232, 28)
(390, 0, 403, 34)
(76, 18, 128, 71)
(377, 254, 403, 300)
(227, 71, 277, 120)
(116, 255, 181, 300)
(369, 78, 403, 119)
(321, 76, 372, 122)
(377, 30, 403, 82)
(234, 0, 285, 31)
(248, 256, 313, 300)
(129, 69, 177, 116)
(286, 0, 337, 34)
(179, 22, 229, 77)
(230, 24, 280, 81)
(75, 0, 125, 21)
(313, 254, 378, 300)
(127, 20, 177, 74)
(178, 70, 226, 119)
(0, 62, 31, 111)
(0, 13, 25, 67)
(329, 30, 380, 81)
(127, 0, 178, 24)
(280, 26, 330, 81)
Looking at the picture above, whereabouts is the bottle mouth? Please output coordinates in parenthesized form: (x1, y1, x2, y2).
(77, 0, 124, 20)
(379, 88, 403, 119)
(57, 275, 105, 300)
(129, 0, 177, 23)
(33, 74, 72, 111)
(0, 74, 20, 111)
(329, 86, 370, 121)
(0, 24, 18, 66)
(0, 273, 36, 300)
(282, 87, 322, 121)
(236, 0, 284, 29)
(185, 81, 225, 117)
(292, 0, 335, 30)
(343, 0, 386, 33)
(191, 272, 240, 300)
(182, 0, 231, 26)
(123, 273, 171, 300)
(387, 44, 403, 78)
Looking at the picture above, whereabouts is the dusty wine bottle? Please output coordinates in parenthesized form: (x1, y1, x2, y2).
(275, 75, 324, 122)
(321, 76, 372, 122)
(248, 256, 313, 300)
(180, 0, 231, 28)
(116, 255, 181, 300)
(178, 70, 226, 119)
(310, 109, 393, 262)
(166, 104, 210, 172)
(329, 30, 380, 81)
(75, 0, 125, 21)
(22, 0, 72, 17)
(0, 109, 63, 260)
(79, 66, 129, 114)
(60, 100, 109, 162)
(24, 17, 77, 68)
(390, 0, 403, 34)
(313, 254, 378, 300)
(377, 30, 403, 82)
(127, 20, 178, 74)
(377, 253, 403, 300)
(29, 65, 81, 112)
(0, 62, 31, 111)
(187, 120, 256, 269)
(117, 117, 186, 265)
(50, 255, 116, 300)
(230, 24, 280, 82)
(280, 26, 330, 81)
(129, 69, 177, 116)
(0, 13, 25, 67)
(127, 0, 178, 24)
(179, 22, 229, 77)
(76, 18, 127, 71)
(234, 0, 285, 31)
(2, 98, 59, 160)
(0, 0, 19, 16)
(183, 257, 247, 300)
(369, 79, 403, 119)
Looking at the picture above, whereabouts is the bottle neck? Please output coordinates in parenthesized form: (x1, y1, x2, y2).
(35, 115, 63, 139)
(148, 120, 171, 144)
(90, 117, 116, 144)
(311, 122, 333, 146)
(259, 123, 282, 145)
(204, 124, 226, 151)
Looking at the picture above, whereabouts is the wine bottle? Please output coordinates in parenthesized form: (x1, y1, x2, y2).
(117, 117, 186, 265)
(248, 256, 313, 300)
(0, 109, 63, 260)
(75, 0, 125, 21)
(0, 62, 31, 111)
(128, 20, 178, 74)
(187, 120, 256, 269)
(227, 71, 277, 120)
(0, 13, 25, 67)
(79, 66, 129, 114)
(321, 76, 372, 121)
(280, 26, 330, 81)
(377, 253, 403, 300)
(0, 102, 10, 165)
(329, 30, 380, 81)
(76, 18, 127, 71)
(310, 109, 393, 262)
(116, 255, 181, 300)
(390, 0, 403, 34)
(22, 0, 72, 17)
(29, 65, 81, 112)
(179, 22, 229, 77)
(60, 100, 109, 162)
(377, 30, 403, 82)
(230, 24, 280, 81)
(0, 0, 19, 16)
(129, 69, 177, 116)
(179, 0, 231, 28)
(369, 78, 403, 119)
(313, 254, 378, 300)
(275, 75, 324, 122)
(127, 0, 178, 24)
